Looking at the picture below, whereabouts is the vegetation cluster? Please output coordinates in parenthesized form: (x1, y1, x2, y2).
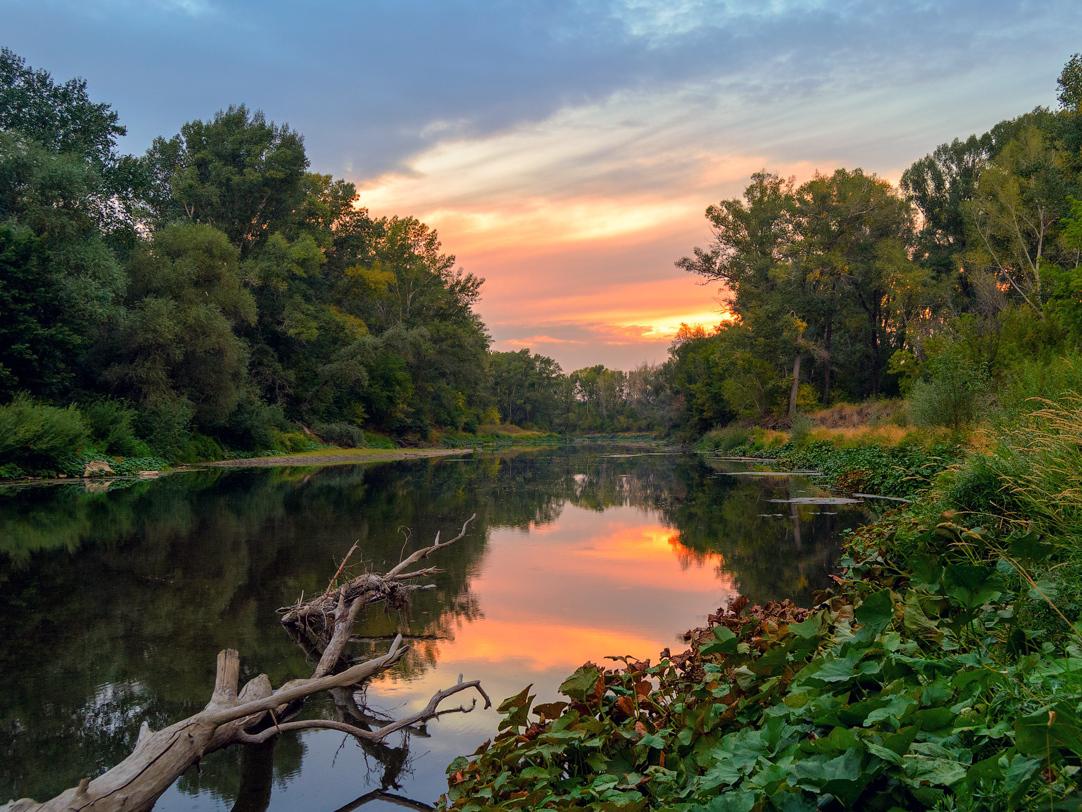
(0, 50, 657, 479)
(441, 391, 1082, 810)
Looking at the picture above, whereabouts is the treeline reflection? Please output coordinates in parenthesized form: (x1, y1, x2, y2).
(0, 449, 865, 804)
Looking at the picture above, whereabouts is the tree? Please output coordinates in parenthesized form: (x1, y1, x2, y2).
(788, 169, 916, 401)
(678, 173, 808, 414)
(490, 349, 563, 427)
(0, 133, 124, 397)
(0, 224, 79, 399)
(0, 48, 123, 171)
(109, 224, 254, 427)
(965, 125, 1070, 316)
(1058, 52, 1082, 112)
(901, 135, 992, 278)
(143, 106, 309, 256)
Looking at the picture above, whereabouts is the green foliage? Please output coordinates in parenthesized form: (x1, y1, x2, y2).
(1058, 52, 1082, 112)
(135, 397, 194, 459)
(445, 403, 1082, 810)
(696, 425, 754, 454)
(784, 440, 961, 499)
(0, 49, 499, 461)
(270, 430, 319, 453)
(80, 398, 150, 457)
(0, 395, 89, 473)
(789, 413, 813, 447)
(909, 344, 990, 430)
(312, 421, 365, 448)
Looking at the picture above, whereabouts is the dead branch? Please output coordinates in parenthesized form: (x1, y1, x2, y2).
(3, 516, 485, 812)
(279, 514, 477, 632)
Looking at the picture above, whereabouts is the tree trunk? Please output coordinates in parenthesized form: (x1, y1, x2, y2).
(821, 319, 833, 404)
(788, 353, 803, 418)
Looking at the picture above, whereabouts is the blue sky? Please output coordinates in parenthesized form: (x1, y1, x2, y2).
(5, 0, 1082, 367)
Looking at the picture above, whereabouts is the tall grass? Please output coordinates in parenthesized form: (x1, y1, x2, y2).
(0, 395, 89, 473)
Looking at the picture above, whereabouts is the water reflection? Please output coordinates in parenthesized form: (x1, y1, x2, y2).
(0, 449, 867, 809)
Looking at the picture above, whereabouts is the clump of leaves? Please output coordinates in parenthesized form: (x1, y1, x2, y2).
(444, 519, 1082, 810)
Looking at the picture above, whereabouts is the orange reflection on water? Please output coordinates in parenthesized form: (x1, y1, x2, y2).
(394, 505, 737, 684)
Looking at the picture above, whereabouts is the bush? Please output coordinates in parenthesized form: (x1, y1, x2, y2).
(789, 413, 813, 447)
(81, 398, 151, 457)
(270, 430, 319, 453)
(313, 421, 365, 448)
(361, 431, 398, 449)
(696, 425, 752, 454)
(996, 353, 1082, 425)
(176, 433, 226, 464)
(909, 347, 989, 430)
(137, 397, 194, 459)
(220, 398, 287, 451)
(0, 395, 90, 472)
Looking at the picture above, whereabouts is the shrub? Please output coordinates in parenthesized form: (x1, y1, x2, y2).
(909, 347, 989, 430)
(313, 421, 365, 448)
(0, 395, 90, 472)
(789, 413, 813, 447)
(996, 353, 1082, 425)
(220, 398, 287, 451)
(361, 431, 398, 449)
(696, 424, 752, 454)
(270, 430, 319, 453)
(137, 397, 194, 459)
(176, 433, 226, 464)
(81, 398, 151, 457)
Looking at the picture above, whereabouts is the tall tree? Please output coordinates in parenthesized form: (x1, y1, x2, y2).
(143, 106, 308, 256)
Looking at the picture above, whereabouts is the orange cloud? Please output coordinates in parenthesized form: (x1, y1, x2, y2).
(353, 85, 831, 368)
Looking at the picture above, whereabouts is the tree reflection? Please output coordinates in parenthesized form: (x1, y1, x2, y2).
(0, 448, 865, 805)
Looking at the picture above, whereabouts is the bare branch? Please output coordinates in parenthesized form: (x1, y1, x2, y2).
(234, 679, 489, 746)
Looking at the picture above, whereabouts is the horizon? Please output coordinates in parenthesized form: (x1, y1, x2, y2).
(6, 0, 1082, 369)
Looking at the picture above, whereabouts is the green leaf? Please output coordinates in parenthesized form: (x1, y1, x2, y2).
(854, 588, 894, 640)
(1015, 704, 1082, 758)
(1008, 532, 1055, 562)
(904, 756, 967, 787)
(1003, 753, 1041, 791)
(702, 625, 739, 655)
(943, 563, 1003, 610)
(702, 791, 756, 812)
(638, 732, 666, 749)
(496, 684, 535, 732)
(863, 694, 916, 728)
(560, 665, 601, 702)
(791, 749, 865, 804)
(866, 740, 904, 766)
(789, 613, 824, 639)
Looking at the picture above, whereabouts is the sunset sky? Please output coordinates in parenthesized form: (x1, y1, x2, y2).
(6, 0, 1082, 368)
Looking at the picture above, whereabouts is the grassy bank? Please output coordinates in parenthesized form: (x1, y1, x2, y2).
(697, 423, 965, 500)
(196, 446, 473, 469)
(442, 400, 1082, 810)
(0, 396, 567, 482)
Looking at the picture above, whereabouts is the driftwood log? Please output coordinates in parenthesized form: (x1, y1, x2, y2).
(3, 516, 487, 812)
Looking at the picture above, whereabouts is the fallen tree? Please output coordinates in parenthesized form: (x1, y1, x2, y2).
(3, 516, 488, 812)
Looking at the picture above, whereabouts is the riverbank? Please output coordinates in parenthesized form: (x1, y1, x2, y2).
(196, 446, 473, 468)
(443, 401, 1082, 809)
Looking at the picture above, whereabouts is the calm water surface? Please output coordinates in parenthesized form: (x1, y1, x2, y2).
(0, 448, 868, 810)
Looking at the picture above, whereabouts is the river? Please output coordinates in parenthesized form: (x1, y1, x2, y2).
(0, 446, 869, 810)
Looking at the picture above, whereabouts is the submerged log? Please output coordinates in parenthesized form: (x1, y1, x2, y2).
(3, 516, 488, 812)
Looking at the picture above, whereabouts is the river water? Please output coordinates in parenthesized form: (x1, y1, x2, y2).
(0, 447, 868, 810)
